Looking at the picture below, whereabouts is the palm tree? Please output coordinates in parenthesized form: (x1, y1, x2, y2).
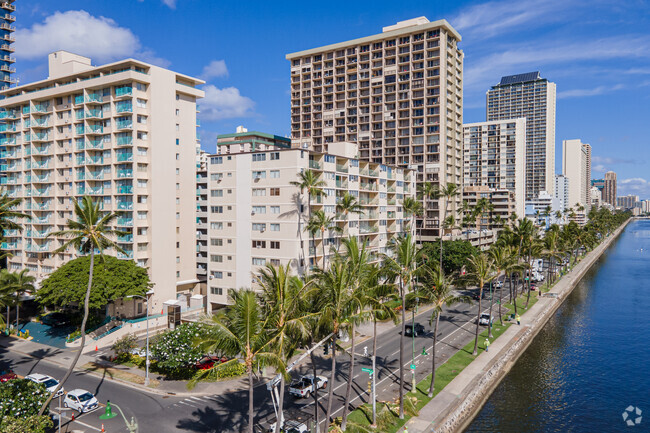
(419, 266, 468, 397)
(437, 183, 460, 272)
(39, 196, 125, 416)
(314, 260, 355, 427)
(4, 269, 35, 328)
(383, 234, 422, 419)
(291, 170, 326, 269)
(336, 192, 363, 220)
(489, 246, 514, 328)
(192, 289, 284, 433)
(465, 253, 496, 355)
(256, 264, 312, 433)
(307, 210, 342, 269)
(0, 192, 30, 261)
(402, 196, 423, 236)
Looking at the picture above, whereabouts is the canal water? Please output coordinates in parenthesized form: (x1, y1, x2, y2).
(464, 219, 650, 432)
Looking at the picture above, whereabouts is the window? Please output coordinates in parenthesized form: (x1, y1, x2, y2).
(210, 173, 223, 181)
(252, 206, 266, 214)
(270, 259, 281, 266)
(175, 124, 179, 131)
(137, 131, 148, 140)
(175, 109, 179, 115)
(270, 223, 280, 231)
(324, 155, 336, 163)
(137, 163, 147, 172)
(252, 258, 266, 266)
(137, 227, 147, 235)
(211, 189, 223, 197)
(176, 257, 180, 263)
(252, 223, 266, 232)
(210, 238, 223, 246)
(210, 287, 223, 295)
(270, 170, 280, 178)
(270, 241, 280, 249)
(137, 83, 146, 91)
(270, 188, 280, 196)
(252, 188, 266, 196)
(211, 206, 223, 213)
(252, 171, 266, 179)
(138, 147, 147, 156)
(270, 206, 280, 214)
(270, 152, 280, 160)
(211, 271, 223, 279)
(137, 243, 147, 251)
(176, 212, 180, 219)
(176, 138, 180, 145)
(137, 195, 148, 204)
(137, 211, 147, 220)
(210, 255, 223, 262)
(252, 153, 266, 162)
(211, 156, 223, 165)
(137, 115, 147, 123)
(176, 183, 180, 190)
(210, 222, 223, 230)
(252, 240, 266, 248)
(175, 153, 179, 160)
(136, 98, 146, 108)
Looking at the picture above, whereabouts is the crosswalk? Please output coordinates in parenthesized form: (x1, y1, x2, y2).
(171, 394, 222, 408)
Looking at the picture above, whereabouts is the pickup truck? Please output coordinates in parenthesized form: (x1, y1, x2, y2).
(288, 374, 328, 398)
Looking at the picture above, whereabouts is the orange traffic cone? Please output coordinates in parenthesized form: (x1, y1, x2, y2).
(95, 345, 98, 351)
(101, 424, 105, 432)
(71, 413, 74, 421)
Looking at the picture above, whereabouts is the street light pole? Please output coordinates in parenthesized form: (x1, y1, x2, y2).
(127, 290, 153, 387)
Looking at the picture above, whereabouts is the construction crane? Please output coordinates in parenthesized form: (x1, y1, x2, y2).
(266, 332, 334, 431)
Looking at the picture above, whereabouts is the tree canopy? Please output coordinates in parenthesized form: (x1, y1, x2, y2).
(421, 240, 478, 275)
(36, 255, 151, 309)
(0, 379, 52, 433)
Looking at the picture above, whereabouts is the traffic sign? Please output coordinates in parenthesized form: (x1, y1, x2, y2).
(410, 364, 416, 370)
(361, 367, 373, 374)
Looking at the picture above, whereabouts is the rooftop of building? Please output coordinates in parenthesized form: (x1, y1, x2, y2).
(216, 126, 291, 147)
(0, 50, 205, 101)
(286, 17, 461, 59)
(491, 71, 547, 88)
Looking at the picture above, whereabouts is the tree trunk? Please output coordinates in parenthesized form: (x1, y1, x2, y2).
(488, 283, 494, 338)
(472, 280, 483, 355)
(274, 376, 285, 433)
(372, 317, 378, 426)
(321, 232, 326, 269)
(427, 313, 440, 397)
(525, 253, 532, 309)
(248, 366, 254, 433)
(39, 250, 94, 416)
(399, 280, 406, 419)
(325, 336, 337, 427)
(498, 277, 504, 326)
(310, 349, 320, 433)
(298, 193, 306, 272)
(341, 323, 356, 430)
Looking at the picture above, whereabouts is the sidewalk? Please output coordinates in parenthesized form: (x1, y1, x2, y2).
(399, 220, 629, 433)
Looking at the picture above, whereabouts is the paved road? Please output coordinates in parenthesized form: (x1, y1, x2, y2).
(1, 279, 529, 433)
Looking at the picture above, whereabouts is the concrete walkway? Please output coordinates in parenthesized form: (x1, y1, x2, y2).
(399, 221, 629, 433)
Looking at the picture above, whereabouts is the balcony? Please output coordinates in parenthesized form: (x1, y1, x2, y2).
(1, 242, 19, 250)
(33, 188, 51, 197)
(33, 104, 49, 113)
(116, 102, 133, 113)
(86, 93, 102, 103)
(86, 156, 104, 165)
(117, 234, 133, 243)
(87, 187, 104, 195)
(116, 217, 133, 226)
(32, 174, 51, 183)
(26, 243, 51, 253)
(116, 201, 133, 210)
(86, 124, 103, 134)
(87, 139, 103, 149)
(27, 229, 51, 239)
(33, 145, 51, 155)
(32, 160, 50, 170)
(117, 169, 133, 178)
(75, 126, 85, 135)
(116, 152, 133, 162)
(0, 137, 16, 145)
(116, 134, 133, 146)
(32, 132, 50, 142)
(116, 120, 133, 130)
(117, 251, 134, 259)
(0, 123, 15, 132)
(115, 86, 133, 98)
(86, 109, 103, 119)
(1, 3, 16, 12)
(116, 185, 133, 194)
(77, 186, 86, 195)
(33, 215, 51, 224)
(87, 171, 104, 180)
(309, 160, 321, 169)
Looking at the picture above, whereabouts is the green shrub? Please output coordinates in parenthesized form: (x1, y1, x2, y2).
(111, 333, 138, 356)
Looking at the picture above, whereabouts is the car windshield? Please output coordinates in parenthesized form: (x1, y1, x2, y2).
(481, 314, 490, 319)
(77, 392, 94, 402)
(43, 379, 58, 388)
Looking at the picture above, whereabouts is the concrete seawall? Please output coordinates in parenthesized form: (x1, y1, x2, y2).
(402, 218, 631, 433)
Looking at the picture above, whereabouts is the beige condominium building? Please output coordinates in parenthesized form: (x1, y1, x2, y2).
(286, 16, 463, 241)
(203, 139, 414, 310)
(462, 118, 526, 217)
(0, 51, 204, 315)
(562, 138, 592, 213)
(487, 72, 556, 201)
(603, 170, 617, 207)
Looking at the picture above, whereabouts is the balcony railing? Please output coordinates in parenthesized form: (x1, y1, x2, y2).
(117, 217, 133, 226)
(115, 86, 133, 97)
(117, 169, 133, 178)
(116, 152, 133, 162)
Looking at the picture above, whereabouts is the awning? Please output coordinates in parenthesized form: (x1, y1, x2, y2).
(176, 279, 200, 286)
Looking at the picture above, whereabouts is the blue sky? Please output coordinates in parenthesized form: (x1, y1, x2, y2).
(13, 0, 650, 198)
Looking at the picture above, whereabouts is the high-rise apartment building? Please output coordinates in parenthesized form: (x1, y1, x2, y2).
(203, 141, 414, 310)
(462, 118, 525, 217)
(562, 139, 592, 212)
(555, 174, 569, 214)
(486, 72, 556, 201)
(286, 17, 463, 240)
(0, 0, 15, 90)
(617, 195, 639, 210)
(603, 171, 617, 207)
(0, 51, 204, 312)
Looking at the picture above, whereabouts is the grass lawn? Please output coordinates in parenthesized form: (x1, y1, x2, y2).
(344, 294, 538, 432)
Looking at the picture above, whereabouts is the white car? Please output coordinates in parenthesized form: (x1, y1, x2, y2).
(478, 313, 493, 326)
(63, 389, 99, 413)
(269, 420, 308, 433)
(494, 280, 504, 289)
(25, 373, 64, 397)
(288, 374, 328, 398)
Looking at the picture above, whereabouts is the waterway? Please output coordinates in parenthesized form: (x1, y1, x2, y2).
(464, 219, 650, 432)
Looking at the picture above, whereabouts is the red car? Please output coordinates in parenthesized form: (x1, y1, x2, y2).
(0, 371, 17, 382)
(194, 356, 228, 370)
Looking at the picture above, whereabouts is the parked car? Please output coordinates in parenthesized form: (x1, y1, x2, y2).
(25, 373, 64, 397)
(194, 355, 228, 370)
(288, 374, 328, 398)
(0, 370, 17, 382)
(494, 280, 504, 289)
(478, 313, 493, 326)
(472, 291, 492, 301)
(63, 389, 99, 413)
(404, 322, 425, 337)
(269, 419, 309, 433)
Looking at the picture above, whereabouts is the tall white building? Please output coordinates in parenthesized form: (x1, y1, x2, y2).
(486, 72, 556, 200)
(562, 139, 591, 212)
(555, 174, 569, 213)
(462, 118, 526, 217)
(0, 51, 204, 313)
(286, 17, 464, 241)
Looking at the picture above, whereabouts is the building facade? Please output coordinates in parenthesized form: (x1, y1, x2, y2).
(555, 174, 569, 214)
(525, 191, 562, 226)
(462, 185, 515, 249)
(203, 143, 414, 310)
(0, 0, 15, 91)
(462, 118, 525, 217)
(286, 17, 463, 240)
(591, 186, 602, 209)
(617, 195, 639, 210)
(486, 72, 556, 201)
(603, 171, 617, 207)
(0, 51, 204, 313)
(562, 138, 591, 213)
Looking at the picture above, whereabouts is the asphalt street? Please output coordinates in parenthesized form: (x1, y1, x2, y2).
(0, 277, 533, 433)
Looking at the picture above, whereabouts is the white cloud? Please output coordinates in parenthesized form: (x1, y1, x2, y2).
(161, 0, 177, 8)
(592, 156, 637, 165)
(14, 10, 168, 66)
(200, 60, 229, 80)
(199, 85, 255, 121)
(557, 84, 625, 99)
(619, 178, 650, 198)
